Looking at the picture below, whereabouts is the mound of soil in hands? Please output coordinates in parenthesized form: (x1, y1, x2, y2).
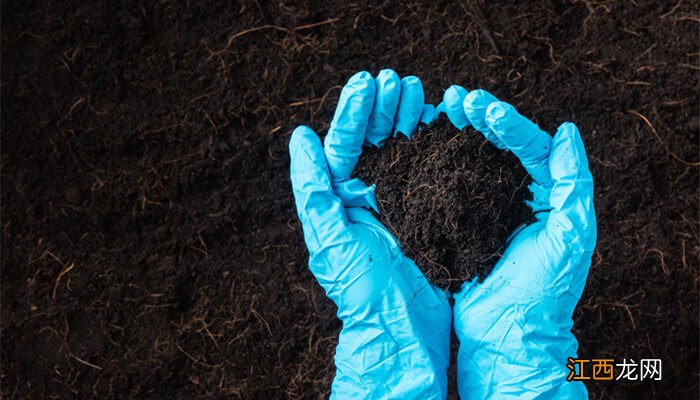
(355, 117, 531, 291)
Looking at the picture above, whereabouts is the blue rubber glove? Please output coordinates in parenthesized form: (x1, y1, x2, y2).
(290, 70, 450, 399)
(444, 88, 597, 399)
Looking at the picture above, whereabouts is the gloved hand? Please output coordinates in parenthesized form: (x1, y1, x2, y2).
(443, 87, 597, 399)
(290, 70, 451, 399)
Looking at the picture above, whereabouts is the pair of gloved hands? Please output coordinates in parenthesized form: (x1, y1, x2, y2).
(290, 70, 596, 399)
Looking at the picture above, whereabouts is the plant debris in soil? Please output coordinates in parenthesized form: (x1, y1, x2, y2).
(355, 116, 531, 291)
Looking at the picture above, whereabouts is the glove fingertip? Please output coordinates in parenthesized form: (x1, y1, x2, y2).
(365, 69, 401, 148)
(290, 125, 329, 183)
(348, 70, 373, 84)
(463, 90, 508, 148)
(484, 101, 511, 130)
(290, 125, 320, 156)
(550, 122, 590, 180)
(377, 68, 399, 80)
(548, 122, 596, 249)
(463, 89, 497, 118)
(326, 71, 377, 181)
(443, 85, 469, 129)
(394, 76, 424, 138)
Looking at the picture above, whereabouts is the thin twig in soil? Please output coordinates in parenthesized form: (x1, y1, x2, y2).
(627, 109, 700, 166)
(206, 25, 297, 59)
(52, 263, 75, 300)
(293, 18, 340, 31)
(507, 175, 529, 208)
(251, 309, 273, 337)
(70, 353, 103, 371)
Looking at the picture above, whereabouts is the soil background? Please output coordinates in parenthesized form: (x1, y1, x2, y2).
(2, 1, 698, 399)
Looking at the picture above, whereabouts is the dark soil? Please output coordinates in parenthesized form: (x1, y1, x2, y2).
(1, 1, 698, 399)
(355, 117, 531, 291)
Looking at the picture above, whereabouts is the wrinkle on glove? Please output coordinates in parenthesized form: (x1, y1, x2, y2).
(333, 178, 379, 213)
